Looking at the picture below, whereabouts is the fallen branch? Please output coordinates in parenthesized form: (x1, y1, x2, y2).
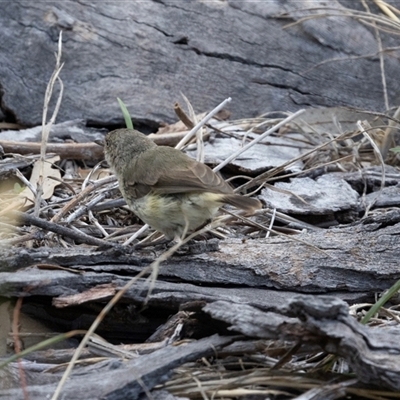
(0, 132, 188, 160)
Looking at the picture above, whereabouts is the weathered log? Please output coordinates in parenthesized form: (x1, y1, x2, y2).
(0, 267, 365, 312)
(0, 1, 398, 127)
(204, 296, 400, 390)
(2, 212, 400, 296)
(0, 334, 233, 399)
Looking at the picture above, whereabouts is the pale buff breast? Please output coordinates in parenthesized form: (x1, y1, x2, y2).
(123, 191, 224, 240)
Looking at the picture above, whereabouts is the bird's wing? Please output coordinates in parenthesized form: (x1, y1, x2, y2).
(124, 147, 233, 197)
(153, 160, 233, 195)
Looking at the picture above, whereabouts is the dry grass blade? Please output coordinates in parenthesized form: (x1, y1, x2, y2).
(361, 278, 400, 324)
(357, 120, 385, 216)
(238, 129, 354, 193)
(265, 207, 276, 238)
(281, 6, 400, 34)
(163, 363, 400, 399)
(291, 379, 357, 400)
(35, 32, 64, 217)
(10, 210, 114, 247)
(266, 155, 354, 183)
(374, 0, 400, 21)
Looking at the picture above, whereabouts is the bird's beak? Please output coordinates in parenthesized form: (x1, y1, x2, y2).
(94, 139, 105, 147)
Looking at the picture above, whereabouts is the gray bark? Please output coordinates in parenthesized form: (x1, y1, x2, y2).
(0, 1, 398, 127)
(204, 296, 400, 390)
(2, 215, 400, 299)
(0, 335, 233, 399)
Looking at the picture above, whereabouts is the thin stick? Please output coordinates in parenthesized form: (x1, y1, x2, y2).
(175, 97, 231, 150)
(65, 191, 110, 224)
(181, 92, 205, 163)
(11, 210, 114, 247)
(213, 109, 305, 173)
(123, 224, 149, 246)
(51, 176, 116, 223)
(174, 102, 194, 129)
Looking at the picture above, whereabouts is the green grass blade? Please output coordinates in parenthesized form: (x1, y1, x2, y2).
(117, 97, 133, 129)
(361, 278, 400, 324)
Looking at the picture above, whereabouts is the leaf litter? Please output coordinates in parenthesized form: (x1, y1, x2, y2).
(2, 3, 400, 398)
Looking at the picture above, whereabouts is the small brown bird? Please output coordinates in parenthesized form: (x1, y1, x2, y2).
(104, 128, 261, 240)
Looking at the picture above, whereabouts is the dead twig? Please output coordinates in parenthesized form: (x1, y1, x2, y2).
(9, 210, 115, 247)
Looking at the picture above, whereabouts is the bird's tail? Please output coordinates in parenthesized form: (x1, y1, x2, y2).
(221, 194, 262, 212)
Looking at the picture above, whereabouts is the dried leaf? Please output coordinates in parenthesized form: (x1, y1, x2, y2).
(19, 155, 61, 202)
